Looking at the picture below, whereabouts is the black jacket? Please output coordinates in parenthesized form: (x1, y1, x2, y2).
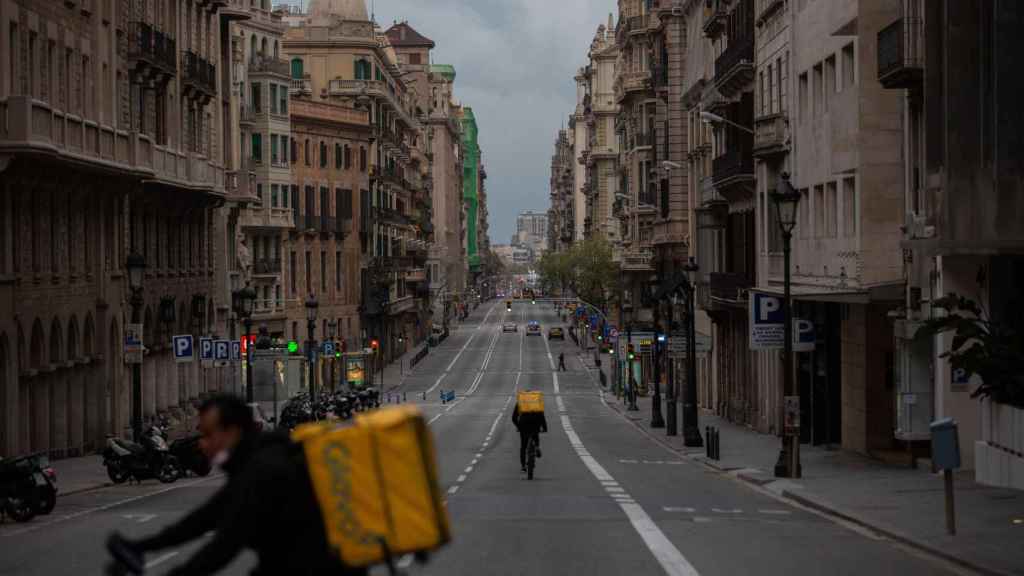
(136, 432, 362, 576)
(512, 405, 548, 435)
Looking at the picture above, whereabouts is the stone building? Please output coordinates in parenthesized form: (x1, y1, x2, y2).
(581, 17, 619, 246)
(0, 0, 236, 457)
(548, 129, 575, 254)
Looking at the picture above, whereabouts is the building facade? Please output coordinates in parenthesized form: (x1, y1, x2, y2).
(1, 0, 237, 457)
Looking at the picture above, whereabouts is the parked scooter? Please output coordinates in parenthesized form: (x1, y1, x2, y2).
(29, 454, 57, 515)
(103, 427, 181, 484)
(168, 435, 211, 478)
(0, 454, 43, 522)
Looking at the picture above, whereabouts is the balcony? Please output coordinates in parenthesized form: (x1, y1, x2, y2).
(404, 268, 427, 283)
(878, 18, 923, 90)
(753, 114, 789, 159)
(714, 35, 755, 96)
(127, 23, 176, 82)
(181, 51, 217, 102)
(712, 140, 754, 201)
(621, 249, 655, 272)
(709, 272, 752, 306)
(703, 2, 727, 38)
(327, 79, 419, 129)
(239, 206, 294, 230)
(290, 76, 312, 96)
(651, 64, 669, 91)
(616, 70, 652, 101)
(387, 295, 416, 315)
(252, 259, 282, 277)
(248, 56, 289, 78)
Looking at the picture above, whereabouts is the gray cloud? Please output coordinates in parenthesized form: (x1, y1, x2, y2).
(340, 0, 617, 243)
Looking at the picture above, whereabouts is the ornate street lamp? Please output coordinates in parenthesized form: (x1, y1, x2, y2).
(126, 251, 146, 443)
(327, 319, 338, 391)
(305, 294, 319, 406)
(771, 172, 802, 478)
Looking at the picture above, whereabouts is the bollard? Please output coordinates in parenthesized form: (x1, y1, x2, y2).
(423, 391, 427, 401)
(404, 392, 407, 403)
(705, 426, 711, 459)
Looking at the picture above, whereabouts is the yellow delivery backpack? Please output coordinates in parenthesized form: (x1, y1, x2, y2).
(292, 406, 451, 568)
(517, 390, 545, 414)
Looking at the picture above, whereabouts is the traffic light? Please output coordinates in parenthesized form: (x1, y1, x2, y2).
(334, 342, 342, 359)
(531, 299, 536, 305)
(507, 301, 512, 312)
(287, 340, 299, 354)
(371, 339, 380, 353)
(627, 345, 636, 361)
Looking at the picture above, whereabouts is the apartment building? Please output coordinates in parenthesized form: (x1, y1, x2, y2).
(884, 0, 1024, 487)
(548, 129, 575, 254)
(283, 0, 431, 364)
(581, 18, 619, 246)
(0, 0, 235, 457)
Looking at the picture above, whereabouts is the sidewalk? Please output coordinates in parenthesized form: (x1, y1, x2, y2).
(602, 379, 1024, 576)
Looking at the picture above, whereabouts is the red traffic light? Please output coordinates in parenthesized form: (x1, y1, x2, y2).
(371, 339, 380, 350)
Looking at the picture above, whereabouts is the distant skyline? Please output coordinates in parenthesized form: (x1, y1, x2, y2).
(278, 0, 617, 244)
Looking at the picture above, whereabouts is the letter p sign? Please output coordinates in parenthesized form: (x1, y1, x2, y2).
(172, 335, 194, 363)
(757, 294, 783, 323)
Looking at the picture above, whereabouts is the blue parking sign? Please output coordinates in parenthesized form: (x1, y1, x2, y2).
(214, 340, 230, 367)
(231, 340, 242, 362)
(172, 335, 194, 363)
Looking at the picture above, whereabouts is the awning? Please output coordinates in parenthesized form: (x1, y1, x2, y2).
(750, 281, 903, 304)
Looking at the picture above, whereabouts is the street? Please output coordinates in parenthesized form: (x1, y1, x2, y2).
(0, 302, 961, 576)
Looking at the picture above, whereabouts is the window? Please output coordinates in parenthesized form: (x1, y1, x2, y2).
(27, 32, 35, 99)
(305, 251, 312, 294)
(842, 43, 855, 90)
(290, 185, 298, 212)
(359, 147, 367, 172)
(269, 84, 278, 114)
(826, 181, 837, 238)
(290, 58, 304, 80)
(275, 285, 282, 308)
(759, 71, 767, 116)
(813, 185, 825, 238)
(824, 56, 836, 113)
(780, 52, 789, 112)
(344, 145, 352, 169)
(843, 177, 857, 238)
(355, 59, 371, 80)
(291, 138, 298, 163)
(335, 143, 342, 169)
(271, 184, 279, 208)
(305, 185, 316, 220)
(304, 139, 311, 166)
(251, 82, 262, 112)
(798, 188, 810, 238)
(337, 188, 353, 221)
(319, 141, 327, 168)
(335, 251, 342, 291)
(251, 133, 262, 162)
(270, 134, 279, 164)
(281, 136, 289, 165)
(320, 251, 327, 292)
(409, 53, 422, 65)
(798, 72, 808, 122)
(9, 23, 17, 96)
(256, 183, 264, 203)
(279, 87, 288, 115)
(812, 64, 822, 116)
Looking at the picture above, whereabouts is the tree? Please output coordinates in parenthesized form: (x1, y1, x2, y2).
(921, 293, 1024, 408)
(538, 238, 620, 307)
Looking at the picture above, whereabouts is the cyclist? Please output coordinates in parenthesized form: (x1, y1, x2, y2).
(512, 398, 548, 472)
(107, 394, 363, 575)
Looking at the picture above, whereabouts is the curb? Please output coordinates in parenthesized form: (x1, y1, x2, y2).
(603, 396, 1014, 576)
(59, 482, 113, 497)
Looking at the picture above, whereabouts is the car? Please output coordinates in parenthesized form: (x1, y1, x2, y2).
(526, 322, 542, 336)
(503, 322, 519, 333)
(548, 327, 565, 340)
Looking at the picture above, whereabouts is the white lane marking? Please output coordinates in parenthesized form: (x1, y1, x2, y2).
(561, 414, 700, 576)
(428, 413, 443, 425)
(121, 513, 157, 523)
(448, 486, 459, 495)
(553, 372, 560, 394)
(712, 508, 742, 515)
(759, 509, 793, 516)
(426, 328, 480, 395)
(464, 466, 473, 474)
(457, 474, 467, 483)
(664, 507, 697, 513)
(398, 555, 414, 569)
(606, 487, 626, 493)
(0, 474, 221, 538)
(556, 396, 566, 413)
(692, 517, 712, 524)
(145, 552, 180, 569)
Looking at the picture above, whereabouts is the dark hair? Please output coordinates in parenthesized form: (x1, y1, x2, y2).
(199, 394, 255, 434)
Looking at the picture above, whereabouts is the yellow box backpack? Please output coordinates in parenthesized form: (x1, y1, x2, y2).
(517, 390, 545, 414)
(292, 406, 451, 567)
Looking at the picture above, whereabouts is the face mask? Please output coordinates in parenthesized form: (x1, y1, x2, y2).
(212, 449, 231, 470)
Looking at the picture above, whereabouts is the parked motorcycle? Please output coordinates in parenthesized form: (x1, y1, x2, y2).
(0, 454, 43, 523)
(28, 454, 57, 515)
(103, 427, 181, 484)
(169, 435, 211, 478)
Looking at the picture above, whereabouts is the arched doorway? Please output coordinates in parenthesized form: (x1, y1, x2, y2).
(83, 313, 97, 451)
(29, 319, 45, 453)
(67, 316, 83, 456)
(49, 317, 64, 456)
(107, 319, 122, 437)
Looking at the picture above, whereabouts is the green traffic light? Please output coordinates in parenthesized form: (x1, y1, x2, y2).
(287, 341, 299, 353)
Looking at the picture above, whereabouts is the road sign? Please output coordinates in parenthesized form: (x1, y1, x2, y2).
(214, 340, 230, 367)
(231, 340, 242, 362)
(172, 335, 194, 363)
(124, 323, 143, 365)
(667, 332, 713, 359)
(749, 292, 815, 351)
(199, 337, 214, 367)
(322, 341, 335, 356)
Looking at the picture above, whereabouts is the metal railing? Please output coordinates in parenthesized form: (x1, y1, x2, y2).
(182, 51, 216, 95)
(877, 18, 924, 88)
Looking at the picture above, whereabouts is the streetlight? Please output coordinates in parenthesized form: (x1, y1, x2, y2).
(771, 172, 802, 478)
(650, 278, 666, 429)
(327, 319, 337, 391)
(126, 251, 145, 443)
(305, 293, 319, 407)
(233, 284, 257, 402)
(699, 110, 756, 135)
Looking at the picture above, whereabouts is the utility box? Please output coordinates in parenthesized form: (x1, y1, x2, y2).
(930, 418, 961, 470)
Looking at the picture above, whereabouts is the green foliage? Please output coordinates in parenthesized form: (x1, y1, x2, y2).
(538, 238, 620, 307)
(921, 293, 1024, 408)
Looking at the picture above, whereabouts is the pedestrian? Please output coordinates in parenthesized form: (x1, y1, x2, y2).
(107, 394, 364, 576)
(558, 352, 566, 372)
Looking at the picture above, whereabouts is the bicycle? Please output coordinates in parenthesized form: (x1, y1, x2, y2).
(526, 434, 538, 480)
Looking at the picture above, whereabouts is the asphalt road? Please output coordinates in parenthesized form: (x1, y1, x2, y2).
(0, 302, 962, 576)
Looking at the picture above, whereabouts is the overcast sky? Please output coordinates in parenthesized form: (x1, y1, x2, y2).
(289, 0, 617, 244)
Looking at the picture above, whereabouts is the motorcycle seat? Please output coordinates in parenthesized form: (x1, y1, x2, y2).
(112, 438, 145, 454)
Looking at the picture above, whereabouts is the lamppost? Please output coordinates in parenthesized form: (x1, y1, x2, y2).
(305, 294, 319, 407)
(126, 251, 145, 443)
(650, 277, 665, 429)
(326, 319, 337, 391)
(771, 172, 802, 478)
(233, 285, 256, 402)
(660, 261, 704, 446)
